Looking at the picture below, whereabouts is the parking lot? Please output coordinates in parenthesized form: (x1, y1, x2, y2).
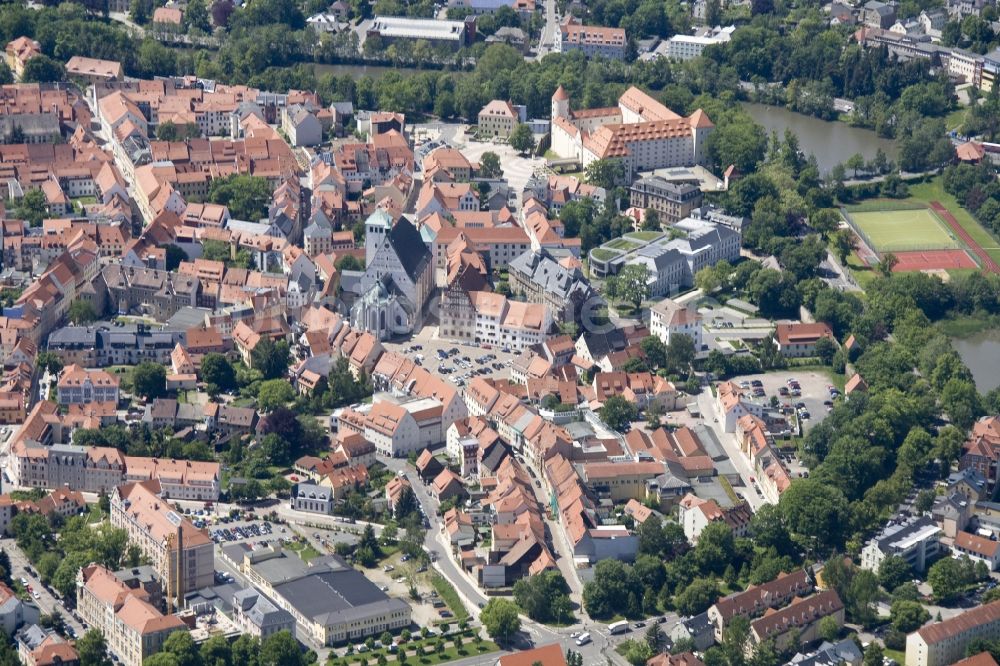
(383, 324, 522, 385)
(735, 370, 840, 435)
(208, 519, 279, 545)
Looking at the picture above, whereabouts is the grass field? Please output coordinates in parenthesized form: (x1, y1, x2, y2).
(850, 207, 959, 252)
(908, 178, 1000, 265)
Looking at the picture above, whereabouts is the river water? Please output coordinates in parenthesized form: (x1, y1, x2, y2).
(741, 102, 899, 174)
(952, 330, 1000, 392)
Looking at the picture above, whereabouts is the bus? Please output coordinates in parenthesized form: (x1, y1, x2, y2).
(608, 621, 629, 635)
(575, 633, 591, 646)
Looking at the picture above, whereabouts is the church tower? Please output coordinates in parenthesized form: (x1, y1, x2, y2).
(551, 85, 570, 121)
(365, 208, 392, 267)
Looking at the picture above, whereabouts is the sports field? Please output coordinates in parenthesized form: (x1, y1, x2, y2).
(849, 207, 959, 252)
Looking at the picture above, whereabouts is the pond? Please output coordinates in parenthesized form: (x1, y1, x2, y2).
(952, 329, 1000, 392)
(741, 102, 899, 174)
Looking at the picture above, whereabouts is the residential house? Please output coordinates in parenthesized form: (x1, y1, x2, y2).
(772, 323, 835, 358)
(860, 515, 942, 573)
(678, 493, 752, 543)
(477, 100, 521, 138)
(650, 297, 703, 348)
(953, 531, 1000, 570)
(906, 602, 1000, 666)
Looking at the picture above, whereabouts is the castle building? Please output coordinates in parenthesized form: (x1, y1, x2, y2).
(549, 85, 714, 178)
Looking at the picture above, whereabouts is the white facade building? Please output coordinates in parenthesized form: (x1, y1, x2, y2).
(650, 297, 703, 348)
(666, 25, 736, 60)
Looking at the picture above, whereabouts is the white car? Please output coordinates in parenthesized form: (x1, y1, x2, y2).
(31, 592, 39, 600)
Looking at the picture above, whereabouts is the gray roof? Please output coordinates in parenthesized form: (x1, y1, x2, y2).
(508, 248, 593, 302)
(790, 639, 864, 666)
(387, 216, 431, 283)
(678, 611, 712, 635)
(233, 588, 294, 629)
(273, 566, 410, 627)
(48, 326, 100, 347)
(949, 468, 987, 494)
(16, 624, 49, 651)
(294, 483, 333, 502)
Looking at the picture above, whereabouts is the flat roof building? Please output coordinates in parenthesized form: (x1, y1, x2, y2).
(241, 549, 411, 647)
(367, 16, 476, 47)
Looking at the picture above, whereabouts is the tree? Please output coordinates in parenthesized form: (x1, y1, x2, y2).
(207, 174, 272, 221)
(778, 478, 850, 554)
(878, 555, 912, 592)
(513, 571, 573, 623)
(638, 207, 660, 232)
(200, 353, 237, 392)
(260, 631, 304, 666)
(77, 629, 112, 666)
(508, 123, 535, 155)
(12, 189, 47, 227)
(132, 362, 166, 400)
(814, 337, 837, 365)
(480, 598, 521, 646)
(600, 395, 637, 432)
(211, 0, 236, 26)
(200, 635, 232, 666)
(479, 151, 502, 179)
(928, 556, 978, 603)
(891, 600, 930, 633)
(863, 643, 884, 666)
(645, 623, 664, 652)
(257, 378, 295, 411)
(810, 209, 840, 237)
(251, 338, 291, 380)
(163, 244, 187, 271)
(877, 253, 899, 277)
(585, 158, 625, 190)
(36, 351, 63, 375)
(21, 55, 65, 84)
(68, 299, 98, 325)
(832, 229, 855, 265)
(846, 153, 865, 178)
(941, 378, 985, 429)
(666, 333, 696, 374)
(675, 578, 718, 616)
(621, 639, 654, 666)
(185, 0, 211, 31)
(615, 263, 651, 312)
(817, 615, 841, 643)
(160, 631, 200, 666)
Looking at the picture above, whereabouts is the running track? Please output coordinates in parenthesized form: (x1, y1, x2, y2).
(930, 201, 1000, 273)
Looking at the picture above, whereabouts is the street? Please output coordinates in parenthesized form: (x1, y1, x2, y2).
(1, 537, 86, 638)
(534, 0, 559, 60)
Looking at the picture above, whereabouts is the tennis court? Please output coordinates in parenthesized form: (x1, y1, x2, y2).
(889, 249, 978, 272)
(848, 207, 959, 252)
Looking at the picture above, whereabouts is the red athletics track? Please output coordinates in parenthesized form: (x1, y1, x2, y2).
(888, 249, 978, 272)
(930, 201, 1000, 273)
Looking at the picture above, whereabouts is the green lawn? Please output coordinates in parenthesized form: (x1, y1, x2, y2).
(590, 248, 620, 262)
(328, 634, 498, 666)
(605, 238, 641, 251)
(849, 208, 959, 252)
(626, 231, 662, 242)
(430, 573, 470, 622)
(908, 178, 1000, 264)
(945, 106, 968, 133)
(884, 648, 905, 665)
(286, 540, 322, 561)
(845, 200, 926, 213)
